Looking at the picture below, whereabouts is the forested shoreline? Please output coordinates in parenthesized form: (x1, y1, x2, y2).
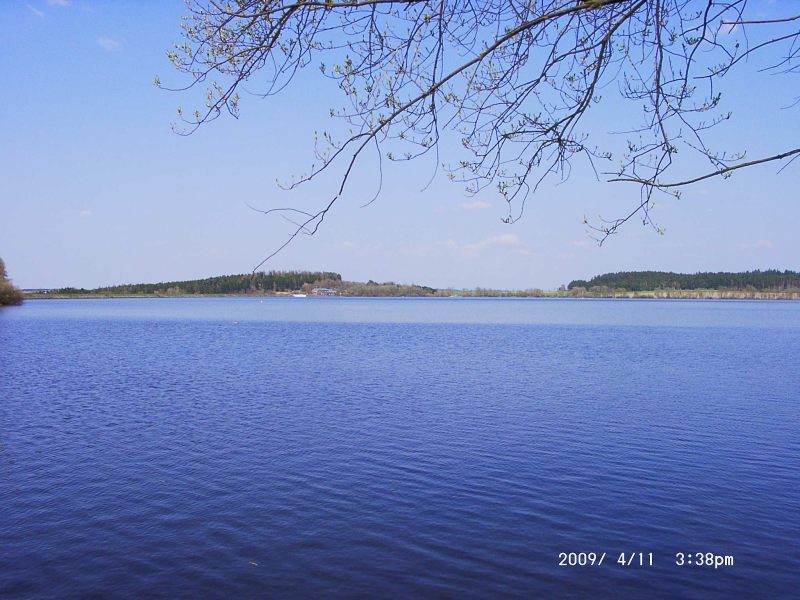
(21, 269, 800, 300)
(52, 271, 342, 296)
(568, 270, 800, 293)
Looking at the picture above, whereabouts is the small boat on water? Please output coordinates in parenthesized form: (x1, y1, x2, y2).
(292, 293, 307, 298)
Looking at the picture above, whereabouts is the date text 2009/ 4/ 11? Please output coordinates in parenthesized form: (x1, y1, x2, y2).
(557, 552, 652, 567)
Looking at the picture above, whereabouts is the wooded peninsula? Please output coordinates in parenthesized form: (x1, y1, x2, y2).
(20, 269, 800, 300)
(0, 258, 24, 306)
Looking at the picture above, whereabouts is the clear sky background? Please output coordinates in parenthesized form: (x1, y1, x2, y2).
(1, 0, 797, 290)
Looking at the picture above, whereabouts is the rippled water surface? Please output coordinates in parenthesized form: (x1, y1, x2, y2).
(1, 298, 799, 598)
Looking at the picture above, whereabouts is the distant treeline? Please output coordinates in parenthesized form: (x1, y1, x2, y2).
(569, 270, 800, 292)
(39, 268, 800, 298)
(306, 278, 438, 297)
(71, 271, 342, 295)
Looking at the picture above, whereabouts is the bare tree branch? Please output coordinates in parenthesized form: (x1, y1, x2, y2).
(163, 0, 800, 258)
(610, 147, 800, 188)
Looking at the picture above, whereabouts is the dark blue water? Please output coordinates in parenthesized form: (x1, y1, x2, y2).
(1, 298, 798, 598)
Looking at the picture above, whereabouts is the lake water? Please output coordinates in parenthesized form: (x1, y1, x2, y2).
(1, 298, 798, 598)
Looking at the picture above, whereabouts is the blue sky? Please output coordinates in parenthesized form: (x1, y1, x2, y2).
(1, 0, 797, 290)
